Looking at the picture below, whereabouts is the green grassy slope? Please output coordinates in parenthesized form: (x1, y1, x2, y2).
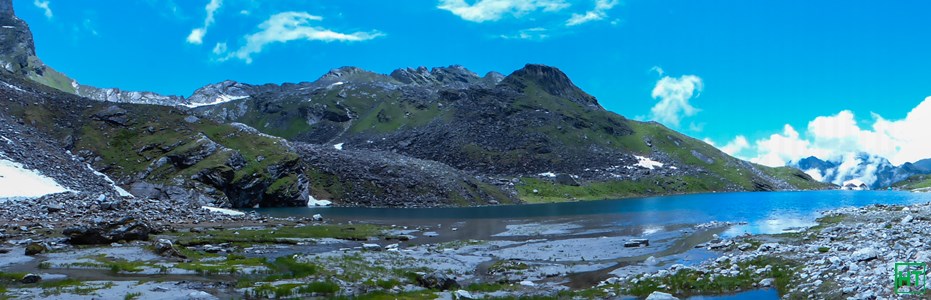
(893, 175, 931, 190)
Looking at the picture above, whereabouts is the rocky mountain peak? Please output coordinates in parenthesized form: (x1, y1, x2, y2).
(0, 0, 36, 76)
(388, 65, 482, 89)
(315, 66, 394, 87)
(319, 66, 370, 80)
(0, 0, 13, 18)
(187, 80, 253, 106)
(502, 64, 601, 109)
(389, 66, 433, 85)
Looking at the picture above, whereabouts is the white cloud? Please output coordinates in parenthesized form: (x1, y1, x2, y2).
(187, 0, 223, 45)
(649, 74, 703, 127)
(437, 0, 569, 22)
(649, 66, 664, 76)
(566, 0, 618, 26)
(719, 135, 750, 156)
(212, 42, 227, 55)
(222, 12, 384, 64)
(33, 0, 52, 19)
(187, 28, 206, 44)
(498, 27, 549, 40)
(725, 96, 931, 168)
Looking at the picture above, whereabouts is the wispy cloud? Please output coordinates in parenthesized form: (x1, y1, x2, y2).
(649, 72, 703, 127)
(187, 0, 223, 45)
(218, 12, 383, 64)
(33, 0, 52, 19)
(437, 0, 569, 22)
(212, 42, 227, 55)
(566, 0, 618, 26)
(498, 27, 549, 40)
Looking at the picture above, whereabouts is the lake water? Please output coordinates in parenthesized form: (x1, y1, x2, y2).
(260, 190, 931, 236)
(256, 191, 930, 300)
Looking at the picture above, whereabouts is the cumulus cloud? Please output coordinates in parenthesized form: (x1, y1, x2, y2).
(498, 27, 549, 40)
(221, 12, 384, 64)
(187, 0, 223, 45)
(649, 73, 703, 127)
(437, 0, 569, 22)
(33, 0, 52, 19)
(719, 136, 750, 156)
(717, 96, 931, 168)
(566, 0, 618, 26)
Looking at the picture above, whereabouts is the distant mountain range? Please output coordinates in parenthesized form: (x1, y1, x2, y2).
(0, 0, 830, 208)
(791, 154, 931, 189)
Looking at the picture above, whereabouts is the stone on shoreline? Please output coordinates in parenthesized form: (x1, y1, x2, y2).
(646, 291, 678, 300)
(20, 273, 40, 284)
(63, 217, 151, 245)
(24, 242, 45, 256)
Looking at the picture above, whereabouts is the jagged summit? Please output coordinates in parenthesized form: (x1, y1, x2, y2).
(389, 65, 494, 89)
(0, 0, 37, 77)
(502, 64, 601, 109)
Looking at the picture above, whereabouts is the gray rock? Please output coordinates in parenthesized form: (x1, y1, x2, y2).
(555, 174, 580, 186)
(646, 291, 679, 300)
(851, 247, 878, 262)
(62, 217, 151, 245)
(759, 278, 774, 287)
(186, 291, 218, 300)
(454, 290, 474, 299)
(416, 272, 459, 291)
(24, 242, 45, 256)
(20, 273, 40, 284)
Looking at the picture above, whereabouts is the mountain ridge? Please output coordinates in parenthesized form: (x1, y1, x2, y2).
(0, 0, 831, 207)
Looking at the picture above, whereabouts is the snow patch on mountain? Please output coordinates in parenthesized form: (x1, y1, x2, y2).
(86, 163, 133, 197)
(183, 94, 249, 108)
(202, 206, 245, 216)
(0, 158, 71, 199)
(634, 156, 664, 170)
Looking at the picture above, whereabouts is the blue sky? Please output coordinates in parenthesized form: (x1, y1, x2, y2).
(15, 0, 931, 166)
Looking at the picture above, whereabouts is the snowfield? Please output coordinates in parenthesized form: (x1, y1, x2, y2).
(0, 158, 71, 199)
(201, 206, 246, 216)
(633, 155, 664, 170)
(183, 94, 249, 108)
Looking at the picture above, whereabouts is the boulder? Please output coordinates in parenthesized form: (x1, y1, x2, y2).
(454, 290, 474, 299)
(362, 243, 382, 251)
(555, 174, 580, 186)
(759, 278, 774, 287)
(45, 203, 62, 213)
(93, 105, 130, 126)
(20, 273, 41, 284)
(851, 247, 878, 262)
(24, 242, 46, 256)
(154, 239, 186, 259)
(186, 291, 218, 300)
(416, 272, 459, 290)
(646, 291, 679, 300)
(62, 217, 151, 245)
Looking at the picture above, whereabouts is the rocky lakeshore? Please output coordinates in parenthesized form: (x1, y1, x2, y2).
(3, 194, 931, 299)
(604, 202, 931, 300)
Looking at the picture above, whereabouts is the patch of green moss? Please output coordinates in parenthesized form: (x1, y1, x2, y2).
(620, 256, 799, 297)
(515, 176, 725, 203)
(172, 224, 382, 246)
